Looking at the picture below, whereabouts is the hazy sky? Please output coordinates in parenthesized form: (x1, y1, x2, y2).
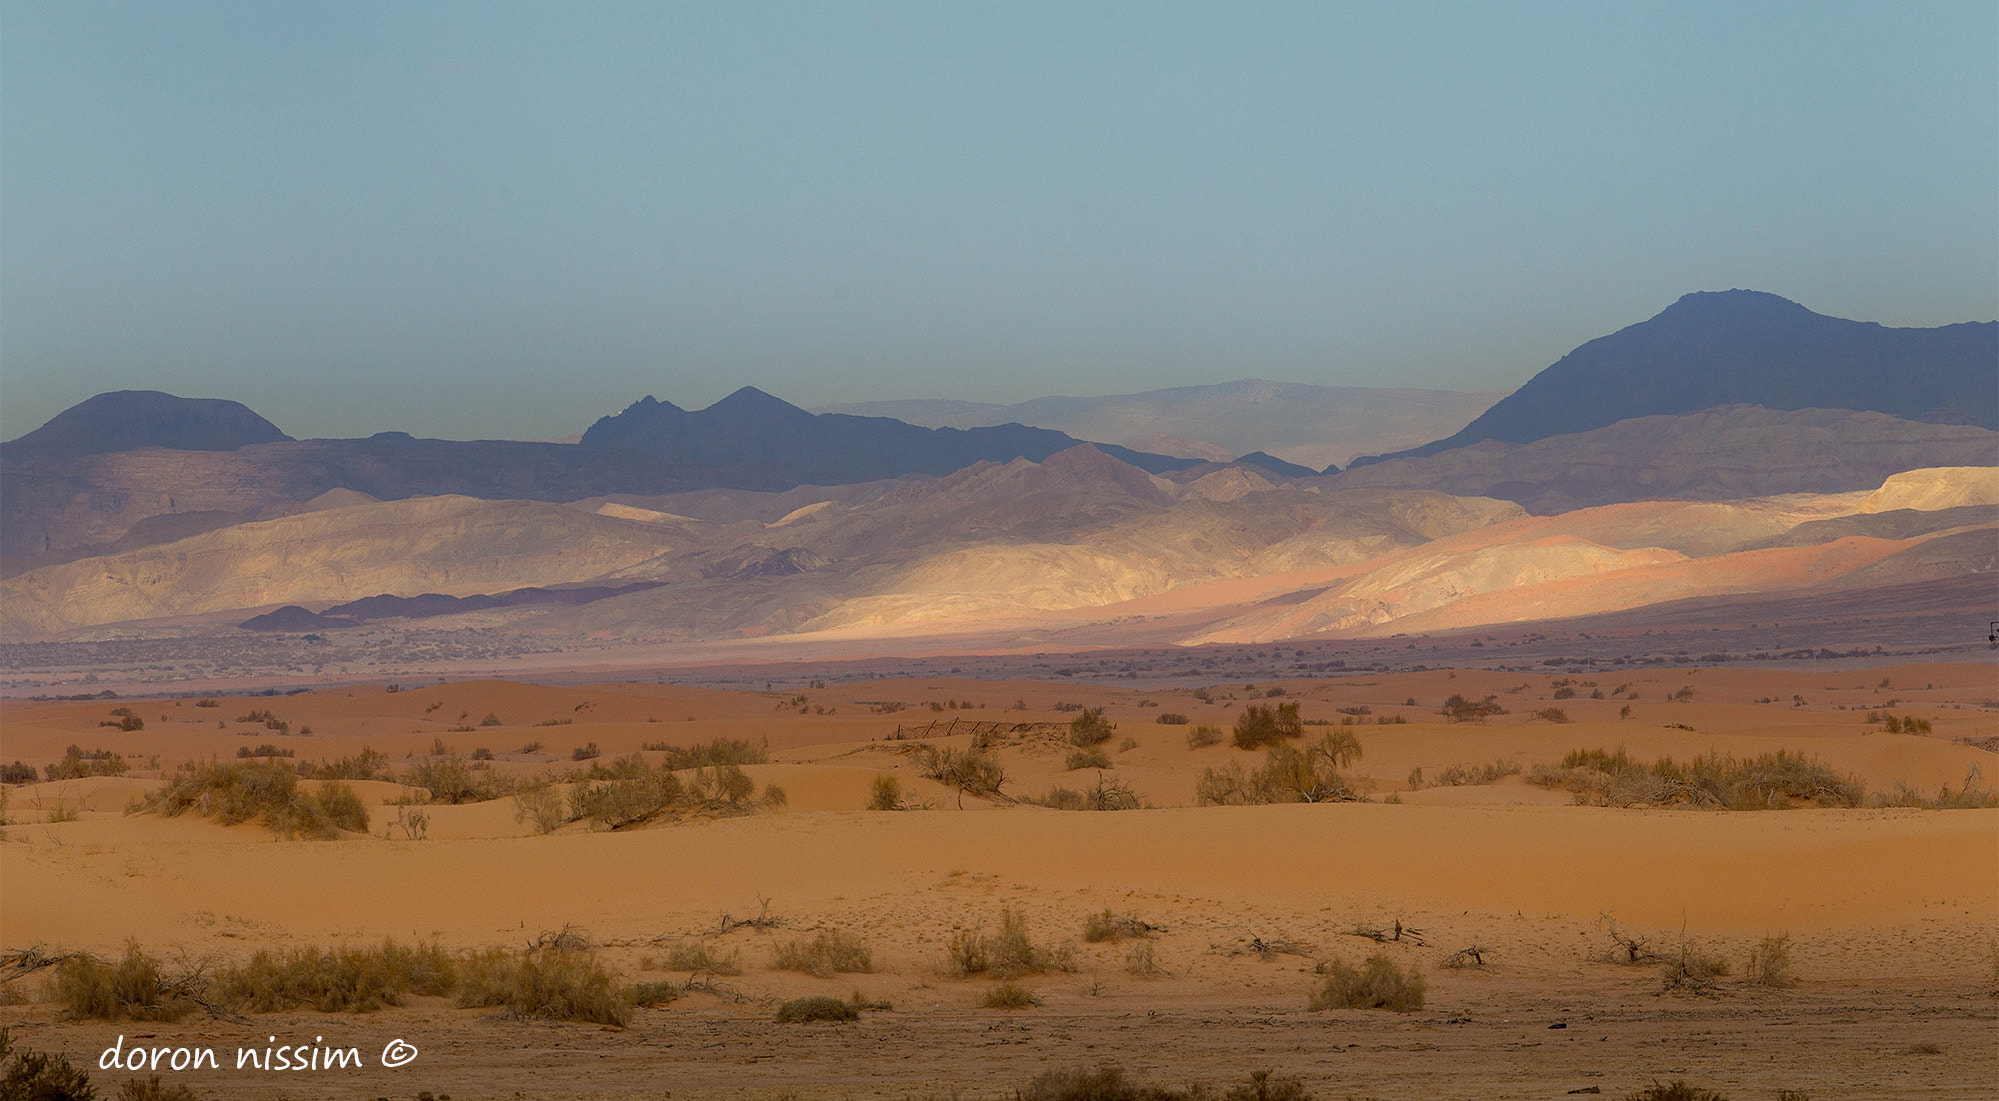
(4, 1, 1994, 441)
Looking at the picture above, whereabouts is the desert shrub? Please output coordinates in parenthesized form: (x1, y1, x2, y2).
(773, 995, 858, 1023)
(1026, 774, 1139, 811)
(234, 743, 292, 759)
(1553, 686, 1577, 700)
(1876, 765, 1999, 809)
(1017, 1063, 1310, 1101)
(660, 941, 741, 975)
(1066, 747, 1112, 771)
(627, 981, 679, 1007)
(1439, 694, 1505, 722)
(916, 746, 1006, 799)
(1529, 748, 1863, 809)
(1185, 725, 1223, 749)
(648, 738, 768, 769)
(946, 909, 1072, 978)
(1124, 942, 1163, 976)
(512, 782, 567, 834)
(1659, 941, 1732, 995)
(570, 742, 600, 760)
(1155, 713, 1188, 726)
(569, 760, 687, 829)
(1083, 910, 1156, 943)
(1308, 954, 1425, 1012)
(398, 752, 514, 804)
(0, 762, 36, 785)
(1196, 732, 1362, 805)
(1744, 934, 1794, 988)
(54, 944, 197, 1022)
(44, 746, 129, 781)
(868, 773, 904, 810)
(216, 940, 456, 1012)
(981, 980, 1039, 1009)
(117, 1075, 202, 1101)
(1069, 710, 1116, 747)
(1625, 1082, 1728, 1101)
(141, 760, 366, 838)
(770, 930, 873, 977)
(296, 748, 387, 781)
(1231, 703, 1302, 749)
(1424, 759, 1522, 788)
(1533, 707, 1571, 723)
(0, 1028, 99, 1101)
(456, 948, 629, 1026)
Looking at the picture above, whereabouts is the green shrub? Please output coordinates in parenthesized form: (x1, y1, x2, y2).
(868, 773, 904, 810)
(1065, 747, 1112, 771)
(946, 909, 1072, 978)
(54, 944, 196, 1022)
(512, 782, 566, 834)
(1231, 703, 1302, 749)
(1876, 766, 1999, 809)
(1016, 1064, 1310, 1101)
(1082, 910, 1156, 943)
(916, 746, 1006, 798)
(628, 981, 679, 1008)
(1197, 732, 1362, 805)
(770, 930, 873, 977)
(646, 738, 768, 769)
(1185, 725, 1223, 749)
(981, 980, 1038, 1009)
(1, 762, 36, 785)
(1744, 934, 1794, 988)
(1308, 954, 1425, 1012)
(1624, 1082, 1728, 1101)
(660, 941, 741, 975)
(216, 941, 456, 1012)
(0, 1028, 99, 1101)
(1439, 694, 1505, 722)
(44, 746, 129, 781)
(773, 995, 858, 1023)
(1155, 713, 1188, 725)
(1528, 748, 1863, 809)
(1069, 710, 1116, 747)
(140, 761, 364, 838)
(1025, 773, 1140, 811)
(456, 949, 629, 1027)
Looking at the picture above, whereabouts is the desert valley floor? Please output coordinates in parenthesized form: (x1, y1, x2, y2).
(1, 661, 1994, 1099)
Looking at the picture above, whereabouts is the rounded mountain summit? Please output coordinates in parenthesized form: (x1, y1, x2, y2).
(1362, 290, 1997, 464)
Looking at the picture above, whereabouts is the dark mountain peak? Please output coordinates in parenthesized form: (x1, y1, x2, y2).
(1359, 292, 1997, 464)
(1233, 451, 1321, 479)
(4, 390, 291, 461)
(705, 386, 812, 422)
(1656, 288, 1819, 323)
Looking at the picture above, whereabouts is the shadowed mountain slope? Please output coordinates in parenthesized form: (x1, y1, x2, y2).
(1369, 291, 1996, 463)
(1327, 406, 1998, 514)
(2, 390, 291, 460)
(581, 386, 1199, 482)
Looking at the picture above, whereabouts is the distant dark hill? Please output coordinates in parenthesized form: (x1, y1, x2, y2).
(3, 390, 291, 460)
(1235, 451, 1322, 479)
(237, 605, 359, 632)
(580, 386, 1200, 483)
(1366, 291, 1997, 463)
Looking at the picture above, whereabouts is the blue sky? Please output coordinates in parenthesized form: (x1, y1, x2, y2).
(3, 1, 1993, 441)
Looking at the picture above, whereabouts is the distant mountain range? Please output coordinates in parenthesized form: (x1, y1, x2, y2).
(580, 386, 1201, 481)
(4, 288, 1992, 590)
(1363, 290, 1997, 463)
(816, 380, 1510, 471)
